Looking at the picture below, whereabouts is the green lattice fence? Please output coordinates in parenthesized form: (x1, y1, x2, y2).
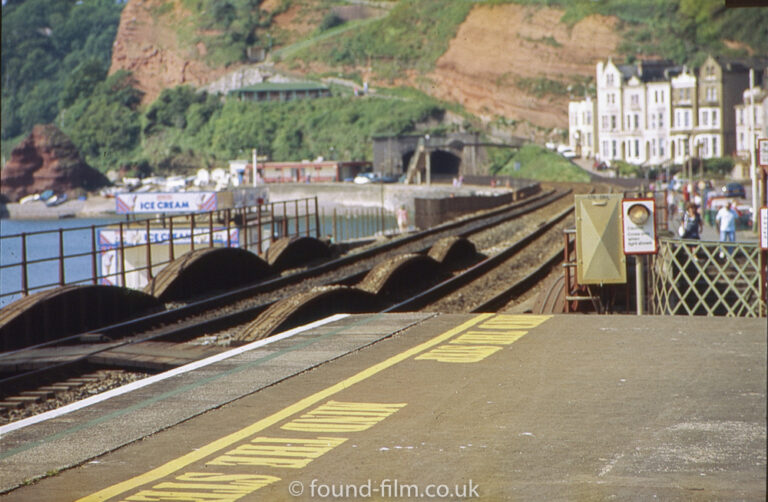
(650, 238, 765, 317)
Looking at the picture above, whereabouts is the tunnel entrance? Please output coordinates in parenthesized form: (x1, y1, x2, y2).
(400, 150, 461, 180)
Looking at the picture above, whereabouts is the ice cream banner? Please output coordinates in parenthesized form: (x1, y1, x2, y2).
(116, 192, 218, 214)
(98, 227, 239, 285)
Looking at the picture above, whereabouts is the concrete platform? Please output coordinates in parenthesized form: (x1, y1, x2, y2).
(1, 313, 765, 501)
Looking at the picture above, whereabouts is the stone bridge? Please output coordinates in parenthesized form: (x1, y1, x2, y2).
(372, 133, 526, 180)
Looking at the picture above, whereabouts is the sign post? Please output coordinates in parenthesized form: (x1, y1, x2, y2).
(760, 139, 768, 314)
(622, 199, 658, 315)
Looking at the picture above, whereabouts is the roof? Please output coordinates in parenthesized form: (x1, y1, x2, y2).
(228, 82, 330, 94)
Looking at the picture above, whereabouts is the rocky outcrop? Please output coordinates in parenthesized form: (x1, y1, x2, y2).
(109, 0, 232, 105)
(425, 4, 621, 129)
(0, 124, 108, 202)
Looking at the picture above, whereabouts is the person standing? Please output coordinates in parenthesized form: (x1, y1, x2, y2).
(681, 202, 702, 240)
(396, 205, 408, 233)
(715, 202, 738, 254)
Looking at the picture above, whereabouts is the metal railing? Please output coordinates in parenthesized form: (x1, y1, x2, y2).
(0, 197, 321, 305)
(650, 238, 764, 317)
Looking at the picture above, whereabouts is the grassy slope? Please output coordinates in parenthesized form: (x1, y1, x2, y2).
(494, 144, 591, 183)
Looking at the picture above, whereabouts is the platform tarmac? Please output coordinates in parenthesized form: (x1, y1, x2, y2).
(0, 313, 765, 500)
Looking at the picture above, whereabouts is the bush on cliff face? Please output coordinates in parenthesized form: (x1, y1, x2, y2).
(58, 71, 143, 171)
(1, 0, 124, 140)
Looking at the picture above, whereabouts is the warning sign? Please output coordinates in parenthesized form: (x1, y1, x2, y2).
(622, 199, 657, 255)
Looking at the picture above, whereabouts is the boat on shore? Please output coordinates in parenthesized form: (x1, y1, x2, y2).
(45, 193, 68, 207)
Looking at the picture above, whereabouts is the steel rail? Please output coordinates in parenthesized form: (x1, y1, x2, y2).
(0, 190, 570, 397)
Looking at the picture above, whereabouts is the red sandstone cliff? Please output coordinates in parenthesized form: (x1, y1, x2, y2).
(0, 125, 109, 202)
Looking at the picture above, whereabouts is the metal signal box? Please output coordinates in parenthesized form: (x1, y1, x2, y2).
(575, 194, 627, 284)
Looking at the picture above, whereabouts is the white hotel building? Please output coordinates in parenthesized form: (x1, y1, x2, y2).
(569, 56, 754, 167)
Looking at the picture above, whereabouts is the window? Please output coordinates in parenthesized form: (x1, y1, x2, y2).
(652, 139, 657, 156)
(659, 113, 664, 128)
(634, 114, 639, 129)
(607, 73, 614, 86)
(611, 115, 617, 130)
(712, 137, 718, 156)
(587, 132, 592, 147)
(612, 140, 617, 157)
(684, 111, 690, 128)
(602, 115, 609, 129)
(631, 94, 639, 106)
(651, 113, 656, 129)
(660, 139, 665, 157)
(702, 110, 708, 126)
(634, 139, 640, 157)
(706, 87, 717, 101)
(654, 91, 659, 103)
(712, 110, 718, 127)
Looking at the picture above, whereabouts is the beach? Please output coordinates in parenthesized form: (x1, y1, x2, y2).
(1, 196, 117, 220)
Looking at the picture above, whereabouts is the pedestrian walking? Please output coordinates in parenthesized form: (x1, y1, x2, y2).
(680, 202, 702, 240)
(715, 201, 738, 258)
(396, 205, 408, 233)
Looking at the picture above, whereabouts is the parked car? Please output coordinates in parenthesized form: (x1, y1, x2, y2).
(721, 182, 746, 198)
(353, 172, 399, 184)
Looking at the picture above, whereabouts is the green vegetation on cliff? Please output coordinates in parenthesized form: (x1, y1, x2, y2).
(490, 144, 591, 183)
(2, 0, 766, 177)
(1, 0, 124, 140)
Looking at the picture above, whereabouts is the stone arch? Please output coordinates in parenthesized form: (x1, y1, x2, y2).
(265, 236, 332, 273)
(145, 247, 273, 302)
(358, 253, 447, 302)
(236, 286, 378, 342)
(0, 285, 161, 351)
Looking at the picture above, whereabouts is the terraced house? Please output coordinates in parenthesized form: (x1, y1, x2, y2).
(569, 56, 758, 168)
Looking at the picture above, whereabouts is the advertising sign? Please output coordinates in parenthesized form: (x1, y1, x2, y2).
(759, 138, 768, 168)
(98, 227, 239, 286)
(622, 199, 657, 255)
(116, 192, 217, 214)
(761, 207, 767, 250)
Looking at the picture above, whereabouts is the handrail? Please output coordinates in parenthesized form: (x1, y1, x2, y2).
(0, 196, 323, 305)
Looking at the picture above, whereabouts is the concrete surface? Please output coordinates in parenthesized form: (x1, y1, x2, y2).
(1, 313, 764, 501)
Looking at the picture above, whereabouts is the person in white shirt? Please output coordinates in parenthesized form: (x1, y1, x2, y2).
(715, 202, 738, 243)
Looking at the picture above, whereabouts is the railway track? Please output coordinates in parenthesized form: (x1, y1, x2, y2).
(1, 187, 580, 422)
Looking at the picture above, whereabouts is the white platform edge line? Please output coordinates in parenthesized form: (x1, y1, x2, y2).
(0, 313, 350, 436)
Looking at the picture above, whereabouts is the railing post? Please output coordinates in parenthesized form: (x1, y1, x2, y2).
(91, 225, 98, 285)
(145, 219, 153, 280)
(305, 198, 310, 237)
(21, 232, 28, 296)
(282, 201, 288, 237)
(225, 209, 231, 248)
(295, 199, 300, 237)
(333, 208, 337, 243)
(257, 204, 263, 253)
(119, 222, 126, 287)
(58, 228, 65, 286)
(241, 207, 249, 251)
(270, 203, 276, 244)
(208, 210, 214, 248)
(190, 213, 196, 252)
(169, 216, 175, 261)
(315, 196, 320, 239)
(563, 230, 571, 313)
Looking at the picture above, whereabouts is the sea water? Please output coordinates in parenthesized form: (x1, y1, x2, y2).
(0, 217, 122, 308)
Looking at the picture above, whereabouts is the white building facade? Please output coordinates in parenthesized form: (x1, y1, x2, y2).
(568, 97, 597, 158)
(569, 56, 754, 167)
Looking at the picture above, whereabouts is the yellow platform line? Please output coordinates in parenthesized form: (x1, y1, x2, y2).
(80, 314, 494, 502)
